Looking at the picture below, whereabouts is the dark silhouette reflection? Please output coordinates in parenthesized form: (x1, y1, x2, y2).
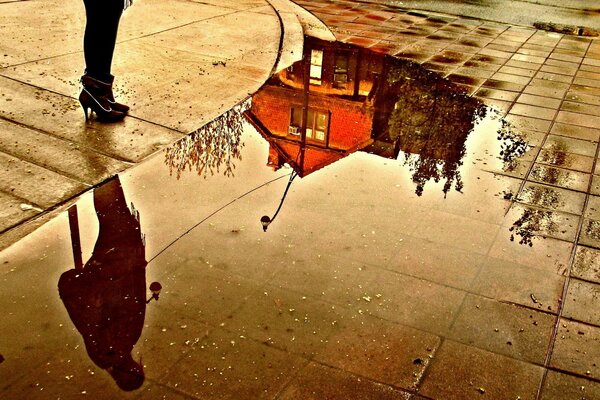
(58, 176, 148, 391)
(245, 36, 494, 196)
(164, 100, 250, 179)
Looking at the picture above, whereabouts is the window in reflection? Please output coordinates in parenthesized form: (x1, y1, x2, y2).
(310, 49, 324, 85)
(333, 53, 349, 88)
(246, 36, 534, 232)
(306, 109, 329, 142)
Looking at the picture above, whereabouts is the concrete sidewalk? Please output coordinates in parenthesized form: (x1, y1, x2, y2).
(0, 0, 314, 248)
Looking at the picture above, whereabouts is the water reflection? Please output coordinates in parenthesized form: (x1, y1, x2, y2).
(496, 118, 530, 174)
(164, 100, 250, 179)
(246, 36, 488, 196)
(509, 207, 559, 247)
(58, 177, 150, 391)
(539, 140, 569, 168)
(162, 36, 536, 241)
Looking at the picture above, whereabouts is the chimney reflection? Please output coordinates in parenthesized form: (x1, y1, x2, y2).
(58, 176, 153, 392)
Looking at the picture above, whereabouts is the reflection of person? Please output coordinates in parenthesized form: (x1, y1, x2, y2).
(78, 0, 131, 122)
(59, 176, 146, 391)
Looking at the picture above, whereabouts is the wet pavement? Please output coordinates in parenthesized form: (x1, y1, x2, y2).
(0, 0, 309, 247)
(3, 28, 600, 399)
(3, 0, 600, 399)
(364, 0, 600, 32)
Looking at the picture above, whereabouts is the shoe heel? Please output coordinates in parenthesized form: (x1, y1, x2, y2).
(78, 85, 125, 123)
(80, 101, 89, 121)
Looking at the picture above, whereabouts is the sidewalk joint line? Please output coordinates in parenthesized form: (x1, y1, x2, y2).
(0, 114, 139, 163)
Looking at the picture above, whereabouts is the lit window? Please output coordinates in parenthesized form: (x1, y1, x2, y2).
(289, 108, 329, 142)
(310, 49, 323, 85)
(306, 109, 328, 142)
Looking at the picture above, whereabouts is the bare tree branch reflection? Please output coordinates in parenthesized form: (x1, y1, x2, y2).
(585, 219, 600, 242)
(164, 99, 250, 179)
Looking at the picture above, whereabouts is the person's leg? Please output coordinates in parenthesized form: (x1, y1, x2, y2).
(79, 0, 127, 121)
(82, 0, 123, 81)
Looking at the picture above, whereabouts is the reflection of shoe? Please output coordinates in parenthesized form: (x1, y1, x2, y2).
(79, 75, 126, 122)
(105, 74, 130, 113)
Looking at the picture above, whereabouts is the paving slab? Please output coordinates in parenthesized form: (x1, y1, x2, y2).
(277, 362, 412, 400)
(0, 74, 182, 163)
(448, 294, 556, 364)
(551, 318, 600, 380)
(562, 278, 600, 326)
(419, 340, 544, 400)
(540, 370, 600, 400)
(572, 245, 600, 284)
(469, 256, 565, 312)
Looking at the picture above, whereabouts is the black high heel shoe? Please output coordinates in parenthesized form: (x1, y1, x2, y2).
(105, 74, 130, 113)
(79, 75, 126, 122)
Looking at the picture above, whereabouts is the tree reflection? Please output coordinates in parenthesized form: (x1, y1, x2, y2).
(510, 185, 562, 246)
(373, 61, 487, 196)
(242, 36, 534, 230)
(540, 141, 569, 167)
(496, 118, 530, 173)
(585, 219, 600, 243)
(164, 99, 250, 179)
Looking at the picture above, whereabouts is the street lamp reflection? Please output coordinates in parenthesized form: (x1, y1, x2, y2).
(146, 281, 163, 303)
(260, 171, 298, 232)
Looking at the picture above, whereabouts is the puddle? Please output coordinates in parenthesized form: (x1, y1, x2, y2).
(1, 37, 582, 397)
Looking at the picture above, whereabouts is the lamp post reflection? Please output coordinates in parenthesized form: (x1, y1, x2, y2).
(260, 171, 298, 231)
(58, 176, 159, 392)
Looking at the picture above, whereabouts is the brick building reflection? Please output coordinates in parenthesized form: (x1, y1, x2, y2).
(245, 36, 486, 196)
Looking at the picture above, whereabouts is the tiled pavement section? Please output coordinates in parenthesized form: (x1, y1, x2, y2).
(287, 1, 600, 398)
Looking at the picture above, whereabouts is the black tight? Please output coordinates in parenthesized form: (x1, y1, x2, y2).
(82, 0, 123, 81)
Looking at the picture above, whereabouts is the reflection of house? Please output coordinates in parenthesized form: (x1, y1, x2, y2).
(246, 38, 385, 177)
(246, 36, 486, 195)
